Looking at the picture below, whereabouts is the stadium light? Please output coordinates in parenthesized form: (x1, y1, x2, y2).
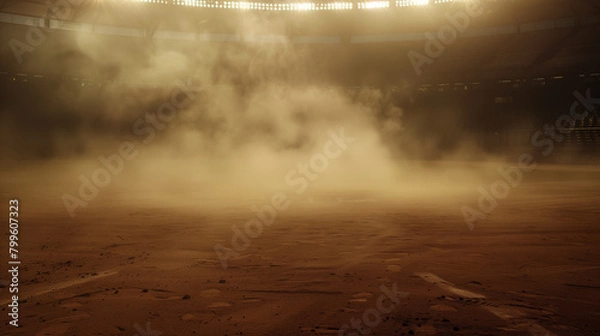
(358, 1, 390, 9)
(132, 0, 445, 10)
(397, 0, 429, 7)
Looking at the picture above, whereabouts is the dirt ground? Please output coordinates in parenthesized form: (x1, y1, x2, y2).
(1, 163, 599, 336)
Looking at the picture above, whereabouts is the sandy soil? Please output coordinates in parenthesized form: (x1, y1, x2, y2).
(1, 164, 599, 336)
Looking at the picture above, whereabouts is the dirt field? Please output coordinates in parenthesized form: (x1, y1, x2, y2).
(1, 163, 599, 336)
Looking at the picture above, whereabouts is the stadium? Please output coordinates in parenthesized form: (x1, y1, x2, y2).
(0, 0, 599, 335)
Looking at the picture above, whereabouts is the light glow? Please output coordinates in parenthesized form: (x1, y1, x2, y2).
(357, 1, 390, 9)
(131, 0, 457, 10)
(136, 0, 355, 10)
(396, 0, 429, 7)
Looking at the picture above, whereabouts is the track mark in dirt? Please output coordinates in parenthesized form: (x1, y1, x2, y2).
(238, 297, 263, 303)
(416, 272, 557, 336)
(244, 289, 343, 295)
(416, 272, 486, 299)
(430, 304, 458, 312)
(207, 301, 233, 308)
(200, 289, 222, 297)
(0, 268, 119, 305)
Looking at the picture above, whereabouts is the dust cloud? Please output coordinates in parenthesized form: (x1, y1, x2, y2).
(0, 11, 502, 215)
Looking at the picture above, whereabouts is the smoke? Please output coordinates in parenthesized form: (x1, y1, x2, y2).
(0, 11, 504, 214)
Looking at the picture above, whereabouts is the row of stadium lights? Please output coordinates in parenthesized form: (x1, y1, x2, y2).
(136, 0, 448, 10)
